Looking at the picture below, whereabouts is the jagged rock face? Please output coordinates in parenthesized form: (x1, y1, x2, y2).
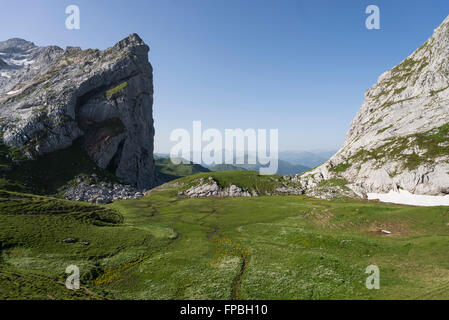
(302, 15, 449, 196)
(0, 38, 63, 95)
(0, 34, 155, 189)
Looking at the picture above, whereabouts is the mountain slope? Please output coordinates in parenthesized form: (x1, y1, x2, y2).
(236, 159, 310, 175)
(278, 150, 336, 168)
(209, 164, 244, 172)
(0, 34, 155, 189)
(155, 157, 210, 185)
(301, 15, 449, 197)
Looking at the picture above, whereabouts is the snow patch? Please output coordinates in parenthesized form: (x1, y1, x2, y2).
(368, 189, 449, 207)
(6, 89, 21, 95)
(0, 72, 10, 79)
(2, 53, 35, 67)
(6, 58, 34, 66)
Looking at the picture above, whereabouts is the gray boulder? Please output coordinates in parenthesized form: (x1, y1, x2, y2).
(179, 178, 255, 198)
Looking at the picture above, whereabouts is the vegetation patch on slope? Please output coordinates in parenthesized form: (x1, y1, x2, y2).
(106, 82, 128, 98)
(210, 164, 246, 172)
(155, 157, 210, 185)
(174, 170, 283, 195)
(351, 123, 449, 171)
(329, 163, 351, 173)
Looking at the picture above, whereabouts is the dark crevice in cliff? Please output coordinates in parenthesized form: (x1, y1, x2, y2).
(72, 72, 141, 174)
(106, 138, 126, 174)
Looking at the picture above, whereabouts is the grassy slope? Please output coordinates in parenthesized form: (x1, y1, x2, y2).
(174, 170, 285, 194)
(210, 164, 245, 172)
(0, 190, 172, 299)
(108, 189, 449, 299)
(1, 171, 449, 299)
(155, 157, 210, 184)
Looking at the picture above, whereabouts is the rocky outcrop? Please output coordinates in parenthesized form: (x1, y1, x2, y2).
(177, 175, 354, 200)
(301, 15, 449, 197)
(177, 174, 359, 200)
(179, 177, 256, 198)
(64, 174, 145, 204)
(0, 34, 155, 189)
(278, 175, 357, 199)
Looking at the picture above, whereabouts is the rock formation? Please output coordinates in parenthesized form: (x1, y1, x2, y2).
(179, 177, 256, 198)
(301, 15, 449, 197)
(0, 34, 155, 189)
(64, 174, 145, 204)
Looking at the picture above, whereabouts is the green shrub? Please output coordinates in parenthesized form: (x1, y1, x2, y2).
(106, 82, 128, 98)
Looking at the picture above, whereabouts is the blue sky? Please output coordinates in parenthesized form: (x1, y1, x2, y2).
(1, 0, 448, 153)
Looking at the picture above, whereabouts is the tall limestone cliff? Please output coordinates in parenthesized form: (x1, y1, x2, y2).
(0, 34, 155, 189)
(301, 15, 449, 197)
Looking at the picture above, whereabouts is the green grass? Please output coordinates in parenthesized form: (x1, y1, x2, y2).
(329, 163, 351, 173)
(106, 82, 128, 98)
(1, 172, 449, 300)
(430, 85, 449, 97)
(318, 178, 349, 189)
(174, 170, 283, 194)
(0, 190, 171, 299)
(380, 96, 417, 110)
(377, 124, 394, 135)
(210, 164, 245, 172)
(384, 57, 428, 88)
(352, 122, 449, 171)
(155, 157, 210, 184)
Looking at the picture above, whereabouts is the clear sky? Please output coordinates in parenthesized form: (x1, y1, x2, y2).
(1, 0, 448, 153)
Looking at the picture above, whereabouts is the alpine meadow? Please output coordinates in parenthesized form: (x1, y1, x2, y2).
(0, 1, 449, 304)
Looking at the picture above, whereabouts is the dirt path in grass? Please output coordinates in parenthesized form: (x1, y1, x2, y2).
(231, 256, 249, 300)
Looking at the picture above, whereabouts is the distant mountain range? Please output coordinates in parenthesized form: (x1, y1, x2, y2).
(278, 150, 336, 168)
(154, 150, 335, 181)
(216, 159, 310, 175)
(154, 149, 337, 176)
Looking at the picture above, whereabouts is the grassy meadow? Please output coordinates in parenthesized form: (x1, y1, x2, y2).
(1, 172, 449, 300)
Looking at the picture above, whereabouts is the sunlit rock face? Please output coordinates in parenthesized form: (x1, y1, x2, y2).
(301, 15, 449, 197)
(0, 34, 155, 189)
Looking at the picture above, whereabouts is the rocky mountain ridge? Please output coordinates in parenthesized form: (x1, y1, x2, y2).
(0, 34, 155, 189)
(300, 15, 449, 197)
